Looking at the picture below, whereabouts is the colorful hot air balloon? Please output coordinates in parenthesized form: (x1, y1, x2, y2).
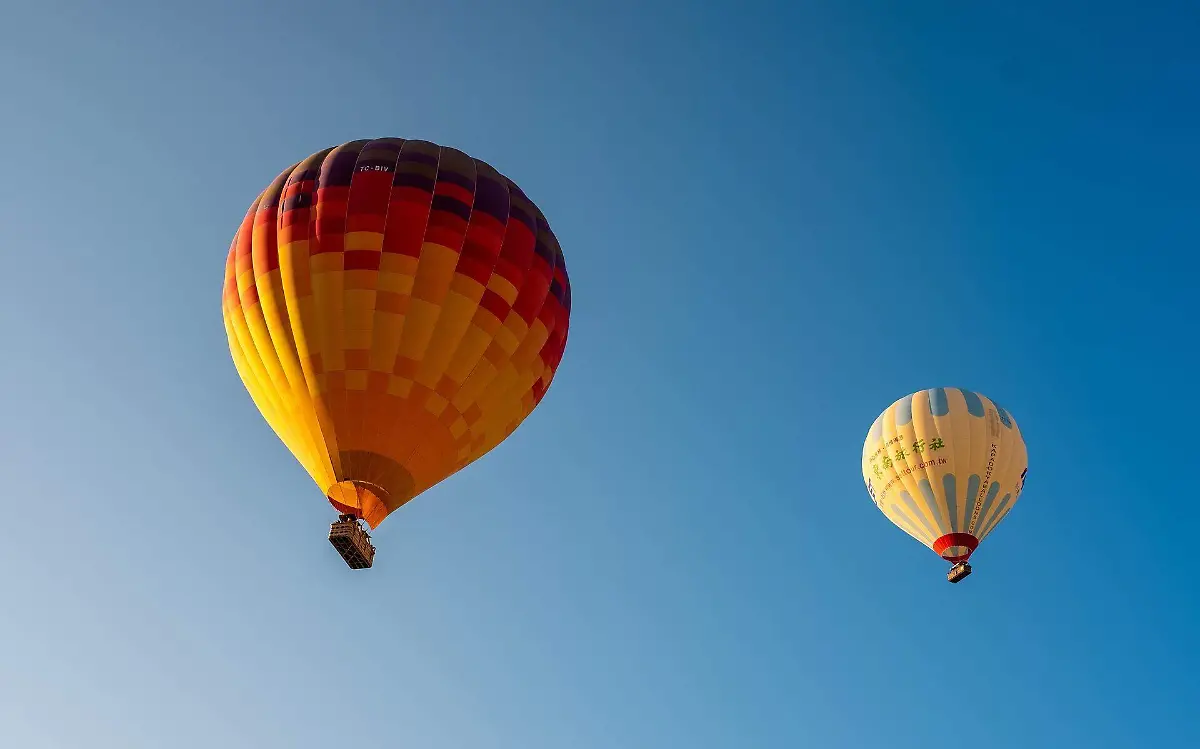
(221, 138, 571, 569)
(861, 388, 1028, 583)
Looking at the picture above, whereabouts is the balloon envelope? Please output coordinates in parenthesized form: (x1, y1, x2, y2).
(222, 138, 571, 528)
(861, 388, 1028, 563)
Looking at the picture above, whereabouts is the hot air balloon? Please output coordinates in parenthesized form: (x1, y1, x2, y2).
(221, 138, 571, 569)
(861, 388, 1028, 583)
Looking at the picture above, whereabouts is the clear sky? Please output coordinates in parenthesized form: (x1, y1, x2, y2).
(2, 1, 1198, 747)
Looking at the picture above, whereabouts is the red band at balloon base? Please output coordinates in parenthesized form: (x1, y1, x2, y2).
(933, 533, 979, 562)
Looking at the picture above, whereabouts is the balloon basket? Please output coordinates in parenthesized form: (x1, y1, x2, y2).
(947, 561, 972, 584)
(328, 515, 376, 570)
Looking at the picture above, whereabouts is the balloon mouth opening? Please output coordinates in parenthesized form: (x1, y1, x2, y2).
(327, 480, 391, 529)
(934, 533, 979, 563)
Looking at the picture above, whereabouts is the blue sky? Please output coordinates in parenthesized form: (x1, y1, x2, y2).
(2, 1, 1198, 746)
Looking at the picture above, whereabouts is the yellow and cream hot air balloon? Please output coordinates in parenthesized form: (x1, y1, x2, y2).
(222, 138, 571, 569)
(861, 388, 1029, 583)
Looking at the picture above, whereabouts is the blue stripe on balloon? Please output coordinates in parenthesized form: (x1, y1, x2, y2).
(958, 388, 985, 417)
(943, 473, 959, 532)
(895, 394, 915, 426)
(994, 402, 1013, 428)
(918, 479, 944, 530)
(900, 490, 937, 539)
(980, 492, 1013, 537)
(890, 504, 933, 545)
(973, 482, 1002, 534)
(928, 388, 950, 416)
(983, 496, 1017, 538)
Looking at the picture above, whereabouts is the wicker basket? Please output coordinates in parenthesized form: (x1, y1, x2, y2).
(947, 562, 972, 584)
(328, 516, 376, 569)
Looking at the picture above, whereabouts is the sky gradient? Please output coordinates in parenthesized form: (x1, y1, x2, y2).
(2, 1, 1198, 747)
